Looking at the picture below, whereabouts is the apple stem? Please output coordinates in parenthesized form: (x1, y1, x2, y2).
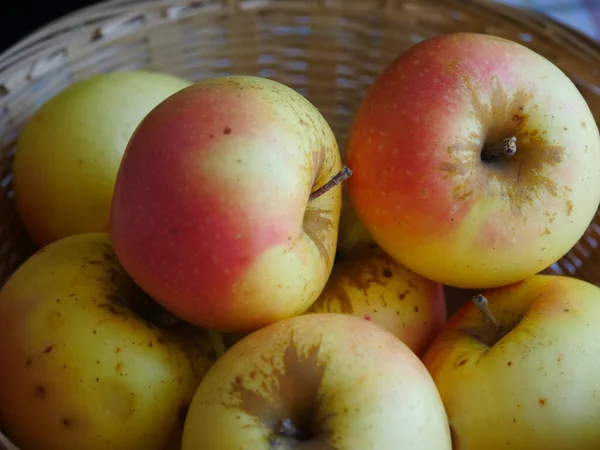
(309, 166, 352, 201)
(482, 137, 517, 162)
(471, 294, 501, 332)
(276, 418, 306, 440)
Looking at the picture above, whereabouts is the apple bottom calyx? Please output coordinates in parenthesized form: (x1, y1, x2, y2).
(274, 417, 313, 441)
(309, 165, 352, 201)
(480, 136, 517, 163)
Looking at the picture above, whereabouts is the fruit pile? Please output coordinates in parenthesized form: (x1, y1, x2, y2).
(1, 32, 600, 450)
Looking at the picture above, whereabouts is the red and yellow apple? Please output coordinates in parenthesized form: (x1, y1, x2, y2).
(422, 274, 600, 449)
(182, 313, 452, 450)
(345, 32, 600, 289)
(110, 75, 345, 333)
(13, 70, 191, 247)
(305, 244, 447, 357)
(0, 233, 225, 450)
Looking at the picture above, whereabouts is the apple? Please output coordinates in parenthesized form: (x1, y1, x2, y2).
(110, 75, 348, 333)
(305, 244, 447, 357)
(0, 232, 226, 450)
(181, 313, 452, 449)
(422, 274, 600, 449)
(344, 32, 600, 290)
(336, 197, 375, 256)
(13, 70, 191, 247)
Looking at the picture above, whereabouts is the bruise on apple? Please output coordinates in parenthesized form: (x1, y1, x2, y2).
(227, 334, 337, 448)
(439, 74, 567, 218)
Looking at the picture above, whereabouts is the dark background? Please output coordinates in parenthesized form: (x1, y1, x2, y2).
(1, 1, 98, 53)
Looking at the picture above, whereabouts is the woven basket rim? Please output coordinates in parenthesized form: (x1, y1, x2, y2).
(2, 0, 600, 81)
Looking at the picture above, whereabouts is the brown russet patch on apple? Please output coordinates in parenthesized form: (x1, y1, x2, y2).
(310, 146, 327, 183)
(303, 207, 335, 264)
(307, 248, 400, 315)
(438, 74, 567, 216)
(538, 397, 547, 406)
(228, 334, 336, 448)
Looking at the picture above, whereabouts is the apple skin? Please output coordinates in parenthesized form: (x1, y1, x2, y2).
(422, 274, 600, 449)
(345, 32, 600, 290)
(0, 233, 226, 450)
(336, 198, 375, 256)
(181, 313, 452, 450)
(13, 70, 191, 247)
(110, 75, 343, 333)
(305, 244, 447, 357)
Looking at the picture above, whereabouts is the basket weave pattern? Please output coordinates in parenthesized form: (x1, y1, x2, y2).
(2, 0, 600, 448)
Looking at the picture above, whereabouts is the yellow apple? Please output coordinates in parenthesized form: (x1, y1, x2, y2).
(422, 274, 600, 449)
(13, 70, 191, 247)
(181, 313, 452, 449)
(0, 233, 225, 450)
(305, 244, 447, 357)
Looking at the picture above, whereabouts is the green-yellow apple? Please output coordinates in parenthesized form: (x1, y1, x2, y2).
(422, 274, 600, 449)
(336, 197, 374, 256)
(110, 75, 347, 333)
(305, 244, 447, 357)
(0, 232, 226, 450)
(13, 70, 191, 247)
(181, 313, 452, 449)
(345, 32, 600, 290)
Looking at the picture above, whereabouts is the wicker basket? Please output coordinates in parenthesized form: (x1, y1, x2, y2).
(1, 0, 600, 448)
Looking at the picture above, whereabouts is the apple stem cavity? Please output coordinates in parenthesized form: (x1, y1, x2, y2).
(309, 165, 353, 201)
(481, 136, 517, 162)
(275, 418, 312, 441)
(472, 294, 501, 333)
